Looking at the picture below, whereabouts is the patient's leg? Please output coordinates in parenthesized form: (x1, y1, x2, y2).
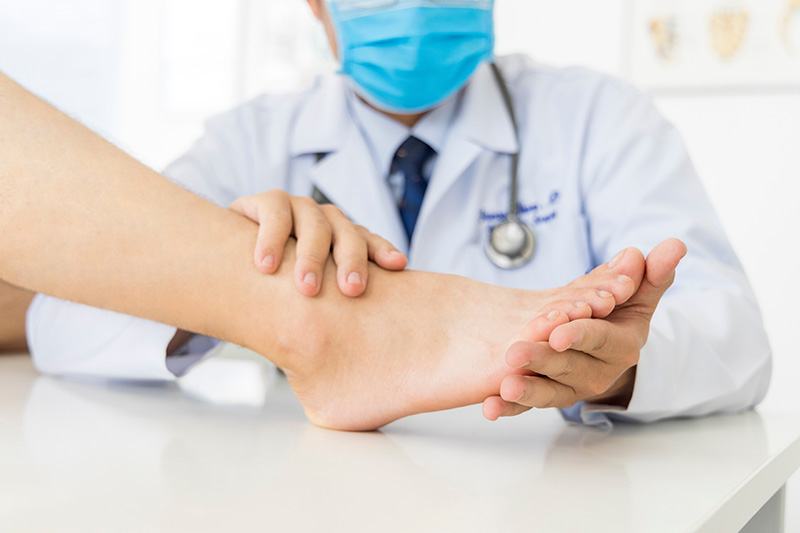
(0, 72, 646, 430)
(0, 280, 34, 353)
(0, 71, 298, 346)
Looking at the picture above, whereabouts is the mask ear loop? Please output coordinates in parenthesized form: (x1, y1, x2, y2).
(325, 2, 343, 66)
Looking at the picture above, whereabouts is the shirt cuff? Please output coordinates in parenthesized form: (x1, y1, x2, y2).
(165, 335, 221, 377)
(27, 294, 204, 381)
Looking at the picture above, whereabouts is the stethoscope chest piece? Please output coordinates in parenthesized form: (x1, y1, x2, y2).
(486, 218, 536, 269)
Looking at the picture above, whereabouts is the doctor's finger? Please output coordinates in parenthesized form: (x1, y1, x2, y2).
(327, 218, 370, 297)
(320, 205, 372, 296)
(292, 197, 334, 297)
(500, 375, 579, 409)
(363, 231, 408, 271)
(320, 205, 407, 273)
(506, 341, 617, 397)
(229, 191, 293, 274)
(550, 319, 640, 368)
(482, 396, 532, 421)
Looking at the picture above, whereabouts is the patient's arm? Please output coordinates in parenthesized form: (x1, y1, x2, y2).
(0, 280, 34, 353)
(0, 71, 330, 351)
(0, 72, 670, 430)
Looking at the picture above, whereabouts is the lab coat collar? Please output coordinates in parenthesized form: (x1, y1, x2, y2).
(459, 61, 520, 155)
(346, 83, 462, 188)
(346, 87, 410, 182)
(290, 63, 519, 158)
(289, 75, 350, 157)
(310, 128, 410, 251)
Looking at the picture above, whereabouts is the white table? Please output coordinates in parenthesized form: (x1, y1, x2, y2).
(1, 352, 798, 533)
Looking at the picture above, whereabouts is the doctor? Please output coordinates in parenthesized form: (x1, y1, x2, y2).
(28, 0, 770, 425)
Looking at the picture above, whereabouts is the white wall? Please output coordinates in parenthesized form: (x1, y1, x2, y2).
(0, 0, 123, 137)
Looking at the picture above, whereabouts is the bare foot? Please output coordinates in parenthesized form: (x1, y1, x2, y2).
(483, 239, 688, 421)
(266, 247, 647, 431)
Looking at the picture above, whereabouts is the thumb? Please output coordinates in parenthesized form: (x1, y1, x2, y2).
(635, 238, 688, 308)
(227, 196, 259, 222)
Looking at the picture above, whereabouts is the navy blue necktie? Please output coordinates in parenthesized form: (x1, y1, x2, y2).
(392, 136, 435, 241)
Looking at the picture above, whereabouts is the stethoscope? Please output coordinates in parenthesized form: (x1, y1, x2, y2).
(312, 62, 535, 270)
(484, 62, 536, 269)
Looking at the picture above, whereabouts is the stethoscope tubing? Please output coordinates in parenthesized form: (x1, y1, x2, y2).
(489, 62, 521, 221)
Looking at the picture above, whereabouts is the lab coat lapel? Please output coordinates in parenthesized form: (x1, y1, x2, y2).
(309, 124, 409, 252)
(291, 75, 408, 251)
(415, 135, 482, 244)
(413, 62, 519, 246)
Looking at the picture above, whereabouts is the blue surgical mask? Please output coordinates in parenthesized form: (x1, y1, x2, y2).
(327, 0, 495, 114)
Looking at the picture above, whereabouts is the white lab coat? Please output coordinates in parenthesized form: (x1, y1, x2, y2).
(27, 55, 771, 425)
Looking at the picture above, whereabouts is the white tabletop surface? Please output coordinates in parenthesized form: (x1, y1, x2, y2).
(1, 352, 799, 533)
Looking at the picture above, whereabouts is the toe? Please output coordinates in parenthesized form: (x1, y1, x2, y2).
(482, 396, 532, 420)
(569, 247, 646, 306)
(519, 309, 570, 343)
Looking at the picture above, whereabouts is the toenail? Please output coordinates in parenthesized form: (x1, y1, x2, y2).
(262, 254, 276, 270)
(347, 272, 362, 286)
(574, 301, 587, 308)
(547, 310, 560, 320)
(303, 272, 317, 287)
(598, 290, 612, 298)
(617, 275, 632, 284)
(608, 250, 625, 269)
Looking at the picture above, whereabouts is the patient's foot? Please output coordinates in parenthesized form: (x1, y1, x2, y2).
(270, 248, 649, 431)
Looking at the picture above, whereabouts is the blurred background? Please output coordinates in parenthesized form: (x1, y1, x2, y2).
(1, 0, 798, 527)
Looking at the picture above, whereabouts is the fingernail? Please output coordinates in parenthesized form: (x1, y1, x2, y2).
(609, 250, 625, 269)
(547, 310, 560, 320)
(598, 290, 613, 298)
(389, 250, 404, 256)
(617, 275, 632, 284)
(303, 272, 317, 287)
(347, 272, 362, 286)
(262, 255, 275, 270)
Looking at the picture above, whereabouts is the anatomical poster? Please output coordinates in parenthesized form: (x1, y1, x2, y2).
(629, 0, 800, 89)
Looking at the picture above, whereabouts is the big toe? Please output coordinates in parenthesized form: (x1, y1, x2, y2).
(519, 309, 571, 343)
(569, 247, 646, 306)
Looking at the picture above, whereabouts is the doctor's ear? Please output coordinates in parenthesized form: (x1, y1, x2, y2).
(305, 0, 340, 59)
(306, 0, 323, 20)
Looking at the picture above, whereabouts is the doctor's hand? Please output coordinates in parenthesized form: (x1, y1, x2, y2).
(229, 190, 408, 297)
(482, 239, 688, 421)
